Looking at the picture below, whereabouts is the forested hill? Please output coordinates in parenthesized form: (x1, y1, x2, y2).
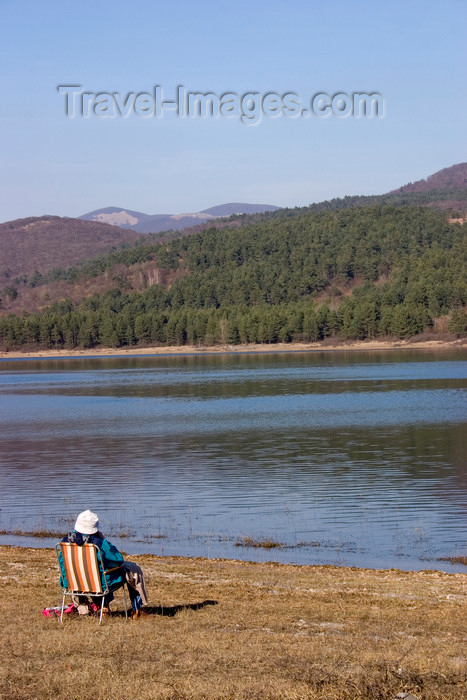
(301, 185, 467, 215)
(390, 162, 467, 193)
(1, 205, 465, 350)
(256, 163, 467, 219)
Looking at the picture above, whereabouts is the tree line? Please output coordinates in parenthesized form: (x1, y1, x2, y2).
(1, 296, 466, 350)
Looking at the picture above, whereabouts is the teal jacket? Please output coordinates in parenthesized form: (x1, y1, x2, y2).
(59, 531, 124, 590)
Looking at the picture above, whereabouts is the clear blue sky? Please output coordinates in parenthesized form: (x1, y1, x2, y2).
(0, 0, 465, 221)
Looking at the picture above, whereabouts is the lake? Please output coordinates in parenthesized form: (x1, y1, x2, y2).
(0, 349, 466, 572)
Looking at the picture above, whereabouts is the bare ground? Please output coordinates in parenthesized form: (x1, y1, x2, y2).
(0, 546, 466, 699)
(0, 338, 465, 360)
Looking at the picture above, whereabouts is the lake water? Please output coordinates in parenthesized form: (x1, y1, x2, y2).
(0, 349, 466, 572)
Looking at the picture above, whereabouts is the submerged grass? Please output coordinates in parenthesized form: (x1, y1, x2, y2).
(440, 555, 467, 566)
(235, 536, 284, 549)
(0, 545, 466, 699)
(0, 528, 64, 539)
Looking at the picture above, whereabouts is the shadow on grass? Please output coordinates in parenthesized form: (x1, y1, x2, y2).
(114, 600, 218, 618)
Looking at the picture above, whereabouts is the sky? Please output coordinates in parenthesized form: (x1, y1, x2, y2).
(0, 0, 465, 222)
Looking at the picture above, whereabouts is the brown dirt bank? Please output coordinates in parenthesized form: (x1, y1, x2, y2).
(1, 546, 466, 699)
(0, 337, 465, 360)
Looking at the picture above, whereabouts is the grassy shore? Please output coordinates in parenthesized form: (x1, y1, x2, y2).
(0, 337, 465, 360)
(1, 546, 466, 699)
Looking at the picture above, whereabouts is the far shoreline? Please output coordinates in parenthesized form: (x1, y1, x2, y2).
(0, 337, 465, 360)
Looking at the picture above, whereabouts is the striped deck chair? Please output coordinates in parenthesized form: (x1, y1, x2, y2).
(56, 542, 128, 623)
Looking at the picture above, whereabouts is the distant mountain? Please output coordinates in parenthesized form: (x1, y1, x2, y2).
(0, 215, 142, 278)
(80, 203, 280, 233)
(78, 207, 153, 227)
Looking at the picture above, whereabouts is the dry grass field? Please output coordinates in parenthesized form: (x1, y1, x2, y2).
(0, 546, 465, 699)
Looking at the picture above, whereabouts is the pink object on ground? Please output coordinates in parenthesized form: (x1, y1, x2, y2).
(42, 603, 76, 617)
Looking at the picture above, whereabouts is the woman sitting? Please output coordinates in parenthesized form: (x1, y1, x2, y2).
(60, 509, 148, 618)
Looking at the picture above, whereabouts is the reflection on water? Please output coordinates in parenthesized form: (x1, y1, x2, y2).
(0, 350, 466, 571)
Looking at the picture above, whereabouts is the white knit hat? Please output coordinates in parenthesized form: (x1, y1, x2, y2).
(74, 510, 99, 535)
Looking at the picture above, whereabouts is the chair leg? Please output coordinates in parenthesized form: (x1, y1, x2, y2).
(98, 596, 105, 624)
(60, 593, 66, 623)
(123, 585, 128, 621)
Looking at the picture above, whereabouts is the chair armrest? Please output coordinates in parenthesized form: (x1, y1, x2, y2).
(103, 565, 123, 574)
